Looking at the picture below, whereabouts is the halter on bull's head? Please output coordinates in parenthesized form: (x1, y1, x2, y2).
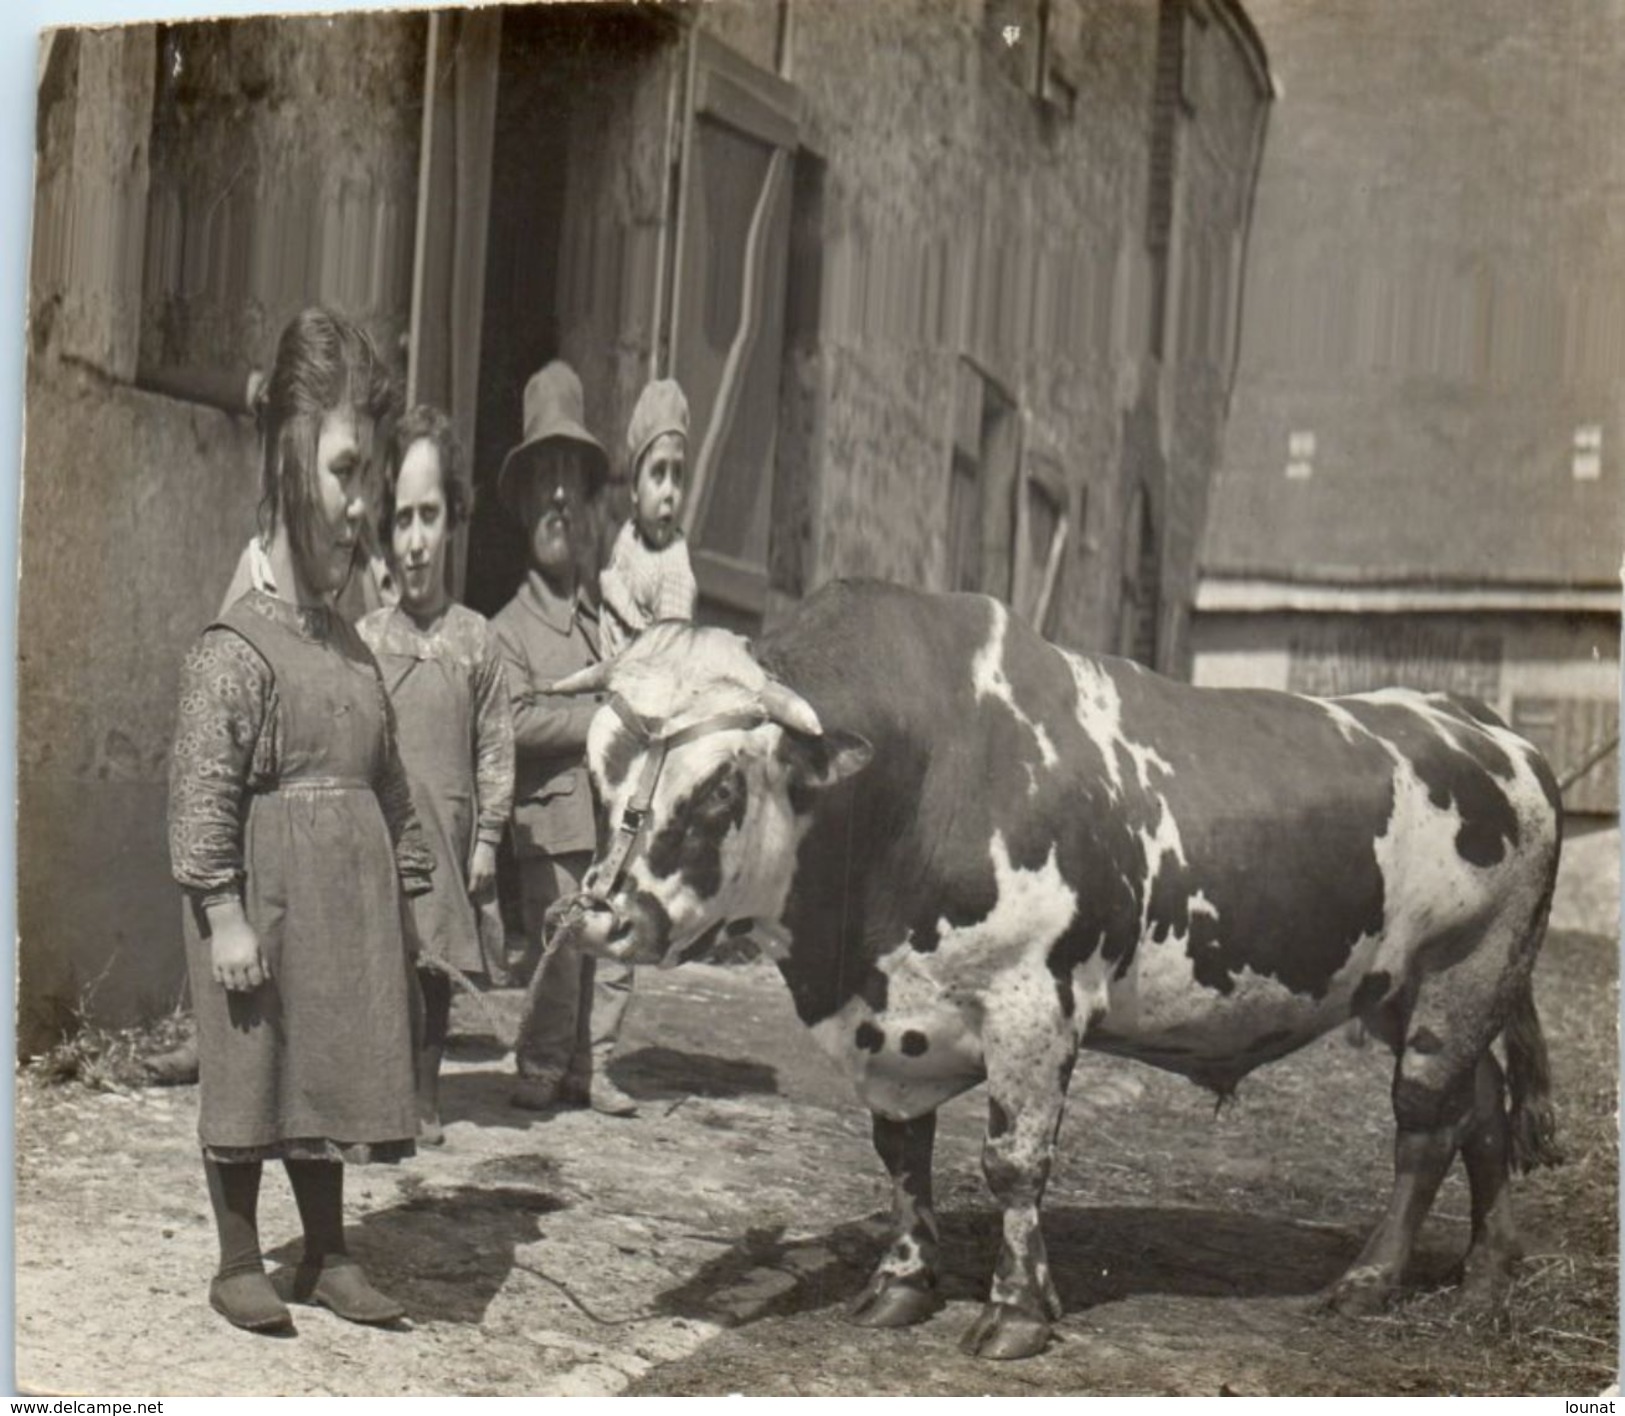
(541, 621, 872, 968)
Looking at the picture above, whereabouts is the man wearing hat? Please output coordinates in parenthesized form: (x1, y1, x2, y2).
(492, 360, 638, 1117)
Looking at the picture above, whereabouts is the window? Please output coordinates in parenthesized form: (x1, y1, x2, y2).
(945, 358, 1021, 599)
(1181, 0, 1211, 115)
(1012, 451, 1070, 635)
(985, 0, 1044, 92)
(946, 362, 985, 593)
(670, 32, 800, 626)
(1573, 424, 1603, 482)
(1118, 482, 1160, 667)
(983, 0, 1077, 116)
(137, 18, 419, 408)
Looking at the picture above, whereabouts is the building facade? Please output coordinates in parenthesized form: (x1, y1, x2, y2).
(18, 0, 1272, 1046)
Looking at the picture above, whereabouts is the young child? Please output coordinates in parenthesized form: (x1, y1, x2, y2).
(597, 378, 698, 659)
(359, 406, 514, 1147)
(169, 308, 432, 1334)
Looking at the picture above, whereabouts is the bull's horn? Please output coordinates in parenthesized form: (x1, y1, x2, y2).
(547, 660, 613, 695)
(760, 679, 823, 737)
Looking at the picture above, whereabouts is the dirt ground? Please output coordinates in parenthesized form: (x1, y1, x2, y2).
(14, 827, 1620, 1397)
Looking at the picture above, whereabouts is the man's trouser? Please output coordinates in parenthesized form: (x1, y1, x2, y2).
(512, 851, 633, 1081)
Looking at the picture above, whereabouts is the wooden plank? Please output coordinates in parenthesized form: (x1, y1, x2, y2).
(694, 31, 800, 148)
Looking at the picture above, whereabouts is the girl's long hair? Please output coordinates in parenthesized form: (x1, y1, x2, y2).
(253, 308, 398, 584)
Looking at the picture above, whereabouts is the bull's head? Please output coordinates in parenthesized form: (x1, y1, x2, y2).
(542, 622, 871, 968)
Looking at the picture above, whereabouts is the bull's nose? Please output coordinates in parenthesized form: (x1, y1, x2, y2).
(542, 890, 631, 954)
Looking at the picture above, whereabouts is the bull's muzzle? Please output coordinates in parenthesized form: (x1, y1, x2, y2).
(542, 890, 636, 962)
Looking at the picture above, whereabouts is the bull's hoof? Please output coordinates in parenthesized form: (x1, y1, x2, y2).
(847, 1278, 942, 1329)
(1314, 1267, 1397, 1318)
(957, 1302, 1052, 1360)
(1456, 1252, 1516, 1327)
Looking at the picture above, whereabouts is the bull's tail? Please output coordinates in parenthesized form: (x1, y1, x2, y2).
(1504, 975, 1563, 1172)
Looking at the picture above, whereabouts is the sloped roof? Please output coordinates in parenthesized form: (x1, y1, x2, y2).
(1202, 0, 1625, 590)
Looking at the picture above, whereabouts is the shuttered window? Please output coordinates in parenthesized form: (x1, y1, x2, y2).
(670, 32, 799, 628)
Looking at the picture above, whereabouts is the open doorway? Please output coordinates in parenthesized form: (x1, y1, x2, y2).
(462, 8, 575, 618)
(463, 4, 669, 618)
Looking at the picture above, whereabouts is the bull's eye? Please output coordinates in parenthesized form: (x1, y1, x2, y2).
(696, 766, 747, 824)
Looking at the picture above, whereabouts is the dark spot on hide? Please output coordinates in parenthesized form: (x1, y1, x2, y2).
(1440, 696, 1508, 731)
(858, 969, 890, 1013)
(1053, 971, 1076, 1020)
(645, 761, 748, 900)
(855, 1021, 885, 1054)
(629, 890, 673, 959)
(1350, 970, 1391, 1018)
(900, 1030, 929, 1057)
(1339, 699, 1520, 869)
(1407, 1027, 1444, 1056)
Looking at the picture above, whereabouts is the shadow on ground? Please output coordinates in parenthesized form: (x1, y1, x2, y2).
(264, 1159, 573, 1327)
(434, 1046, 781, 1135)
(642, 1201, 1377, 1333)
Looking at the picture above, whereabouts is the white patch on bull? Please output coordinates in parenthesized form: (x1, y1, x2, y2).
(1057, 649, 1174, 801)
(1134, 794, 1188, 943)
(1318, 698, 1373, 746)
(972, 599, 1058, 786)
(1363, 722, 1557, 979)
(1327, 691, 1557, 952)
(808, 831, 1080, 1120)
(931, 832, 1078, 962)
(1092, 694, 1559, 1066)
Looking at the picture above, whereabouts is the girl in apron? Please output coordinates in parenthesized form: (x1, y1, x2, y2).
(359, 406, 514, 1146)
(169, 308, 433, 1333)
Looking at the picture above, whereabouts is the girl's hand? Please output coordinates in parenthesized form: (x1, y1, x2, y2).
(205, 900, 269, 992)
(467, 840, 498, 901)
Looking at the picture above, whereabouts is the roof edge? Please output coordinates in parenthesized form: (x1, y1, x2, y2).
(1194, 577, 1623, 615)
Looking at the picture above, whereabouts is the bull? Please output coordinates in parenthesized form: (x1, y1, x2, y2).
(543, 580, 1563, 1360)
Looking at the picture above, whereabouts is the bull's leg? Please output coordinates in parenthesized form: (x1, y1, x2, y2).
(849, 1111, 944, 1328)
(1455, 1051, 1522, 1316)
(959, 1021, 1075, 1360)
(1320, 985, 1484, 1315)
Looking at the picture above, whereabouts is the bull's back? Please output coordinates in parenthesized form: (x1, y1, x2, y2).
(763, 582, 1559, 1084)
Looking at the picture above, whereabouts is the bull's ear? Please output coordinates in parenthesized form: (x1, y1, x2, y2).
(782, 727, 873, 790)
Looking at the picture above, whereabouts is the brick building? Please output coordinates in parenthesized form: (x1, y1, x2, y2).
(1191, 0, 1622, 813)
(18, 0, 1272, 1045)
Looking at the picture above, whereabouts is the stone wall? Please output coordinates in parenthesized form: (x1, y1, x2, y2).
(19, 16, 425, 1049)
(692, 0, 1269, 660)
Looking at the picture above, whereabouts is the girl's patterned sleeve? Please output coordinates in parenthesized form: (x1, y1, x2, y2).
(168, 629, 273, 904)
(372, 667, 437, 897)
(473, 627, 516, 846)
